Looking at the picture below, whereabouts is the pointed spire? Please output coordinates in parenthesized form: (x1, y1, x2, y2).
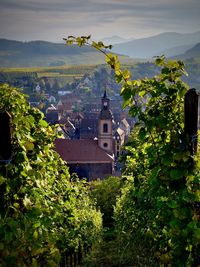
(101, 89, 109, 110)
(103, 89, 107, 99)
(100, 90, 113, 119)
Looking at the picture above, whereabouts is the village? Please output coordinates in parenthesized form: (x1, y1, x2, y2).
(1, 59, 200, 267)
(45, 87, 134, 180)
(22, 67, 135, 180)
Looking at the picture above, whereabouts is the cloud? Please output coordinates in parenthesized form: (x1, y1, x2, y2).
(1, 0, 199, 14)
(0, 0, 200, 41)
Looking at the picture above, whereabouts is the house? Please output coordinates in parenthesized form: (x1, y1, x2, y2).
(45, 105, 60, 125)
(119, 118, 130, 138)
(48, 95, 56, 104)
(55, 139, 114, 180)
(58, 117, 76, 139)
(114, 128, 125, 158)
(56, 92, 81, 115)
(79, 118, 98, 139)
(35, 84, 41, 92)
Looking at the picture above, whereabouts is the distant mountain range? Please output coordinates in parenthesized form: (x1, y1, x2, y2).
(179, 42, 200, 59)
(0, 31, 200, 68)
(101, 35, 135, 45)
(160, 44, 194, 58)
(112, 31, 200, 59)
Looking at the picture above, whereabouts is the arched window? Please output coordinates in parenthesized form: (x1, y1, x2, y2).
(103, 123, 108, 133)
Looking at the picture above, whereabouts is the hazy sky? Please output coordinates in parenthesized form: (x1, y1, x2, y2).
(0, 0, 200, 42)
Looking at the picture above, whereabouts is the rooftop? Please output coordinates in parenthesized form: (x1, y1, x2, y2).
(55, 139, 114, 163)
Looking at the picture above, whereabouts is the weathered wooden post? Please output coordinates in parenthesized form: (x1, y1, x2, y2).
(184, 88, 199, 155)
(0, 112, 12, 212)
(184, 89, 200, 267)
(0, 112, 12, 162)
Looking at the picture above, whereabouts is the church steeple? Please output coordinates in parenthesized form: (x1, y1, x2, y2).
(101, 89, 110, 110)
(98, 91, 113, 154)
(99, 89, 113, 120)
(103, 89, 107, 98)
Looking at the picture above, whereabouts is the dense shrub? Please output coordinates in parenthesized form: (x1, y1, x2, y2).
(113, 58, 200, 266)
(90, 176, 121, 229)
(0, 84, 102, 266)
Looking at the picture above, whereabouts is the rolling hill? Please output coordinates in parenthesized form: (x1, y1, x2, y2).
(181, 43, 200, 59)
(1, 32, 200, 68)
(112, 31, 200, 59)
(160, 44, 195, 58)
(0, 39, 102, 67)
(101, 35, 135, 45)
(0, 39, 132, 68)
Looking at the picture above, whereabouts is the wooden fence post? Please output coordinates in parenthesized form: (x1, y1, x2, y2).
(0, 112, 12, 162)
(0, 112, 12, 212)
(184, 88, 199, 155)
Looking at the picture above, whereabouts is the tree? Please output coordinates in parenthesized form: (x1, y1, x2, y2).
(51, 78, 61, 95)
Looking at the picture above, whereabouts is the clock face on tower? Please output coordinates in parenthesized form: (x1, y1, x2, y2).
(103, 101, 108, 107)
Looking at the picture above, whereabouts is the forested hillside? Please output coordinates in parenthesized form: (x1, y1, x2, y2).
(0, 39, 132, 67)
(177, 42, 200, 59)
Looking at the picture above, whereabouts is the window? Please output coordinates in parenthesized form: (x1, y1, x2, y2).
(103, 123, 108, 133)
(103, 142, 108, 148)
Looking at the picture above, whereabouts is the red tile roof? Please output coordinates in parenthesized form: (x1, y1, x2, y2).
(55, 139, 114, 163)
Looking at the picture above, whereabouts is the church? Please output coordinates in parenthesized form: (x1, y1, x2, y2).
(55, 91, 115, 180)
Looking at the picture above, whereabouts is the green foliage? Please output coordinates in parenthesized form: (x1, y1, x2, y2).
(113, 57, 200, 266)
(0, 83, 102, 266)
(64, 36, 200, 266)
(83, 177, 122, 267)
(90, 176, 121, 229)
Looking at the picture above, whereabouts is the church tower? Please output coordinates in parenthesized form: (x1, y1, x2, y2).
(98, 90, 113, 154)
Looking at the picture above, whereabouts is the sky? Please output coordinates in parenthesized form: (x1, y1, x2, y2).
(0, 0, 200, 43)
